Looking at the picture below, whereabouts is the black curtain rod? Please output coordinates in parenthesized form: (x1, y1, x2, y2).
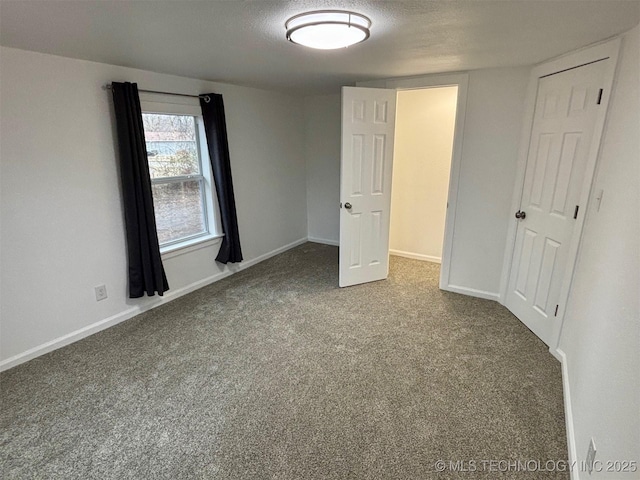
(103, 84, 211, 103)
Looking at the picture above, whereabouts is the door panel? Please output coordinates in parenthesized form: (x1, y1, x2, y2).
(339, 87, 396, 287)
(506, 60, 608, 345)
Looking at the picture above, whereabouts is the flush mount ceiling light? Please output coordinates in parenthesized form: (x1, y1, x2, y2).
(285, 10, 371, 50)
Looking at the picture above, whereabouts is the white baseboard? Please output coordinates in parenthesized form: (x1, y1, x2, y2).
(0, 237, 308, 372)
(389, 249, 441, 264)
(442, 284, 500, 301)
(556, 349, 579, 480)
(307, 236, 339, 246)
(241, 237, 308, 269)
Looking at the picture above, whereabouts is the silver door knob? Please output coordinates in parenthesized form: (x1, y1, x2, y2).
(344, 202, 352, 209)
(515, 210, 526, 219)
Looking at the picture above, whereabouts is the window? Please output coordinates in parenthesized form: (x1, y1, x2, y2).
(141, 105, 219, 252)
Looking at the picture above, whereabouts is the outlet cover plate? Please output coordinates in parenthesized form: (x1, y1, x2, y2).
(95, 285, 108, 302)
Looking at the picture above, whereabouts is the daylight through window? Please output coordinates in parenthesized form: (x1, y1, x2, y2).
(142, 113, 209, 247)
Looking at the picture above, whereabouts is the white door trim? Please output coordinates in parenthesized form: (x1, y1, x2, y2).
(357, 72, 469, 293)
(499, 38, 621, 353)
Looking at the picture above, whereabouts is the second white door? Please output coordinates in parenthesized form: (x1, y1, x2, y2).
(506, 60, 609, 345)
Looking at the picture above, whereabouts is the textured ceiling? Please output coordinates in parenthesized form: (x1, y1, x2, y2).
(1, 0, 638, 95)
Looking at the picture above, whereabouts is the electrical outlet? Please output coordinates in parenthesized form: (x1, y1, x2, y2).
(586, 438, 597, 475)
(94, 284, 108, 302)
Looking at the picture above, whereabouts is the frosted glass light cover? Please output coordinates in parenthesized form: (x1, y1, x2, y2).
(286, 11, 371, 50)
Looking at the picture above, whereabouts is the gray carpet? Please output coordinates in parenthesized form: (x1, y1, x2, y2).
(1, 243, 568, 479)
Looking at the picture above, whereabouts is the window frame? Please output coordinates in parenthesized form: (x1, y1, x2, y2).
(140, 95, 223, 256)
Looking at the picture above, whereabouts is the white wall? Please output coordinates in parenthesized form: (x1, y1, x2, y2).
(304, 94, 341, 245)
(305, 67, 529, 297)
(390, 87, 457, 262)
(0, 47, 307, 367)
(557, 25, 639, 478)
(446, 67, 529, 297)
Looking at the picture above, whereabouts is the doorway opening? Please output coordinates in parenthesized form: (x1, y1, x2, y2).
(342, 74, 469, 290)
(389, 86, 458, 267)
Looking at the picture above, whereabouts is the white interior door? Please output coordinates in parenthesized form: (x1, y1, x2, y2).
(506, 60, 609, 345)
(339, 87, 397, 287)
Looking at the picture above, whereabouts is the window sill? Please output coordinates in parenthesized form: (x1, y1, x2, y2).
(161, 234, 224, 260)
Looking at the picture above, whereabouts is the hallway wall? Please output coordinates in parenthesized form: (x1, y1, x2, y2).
(389, 86, 458, 263)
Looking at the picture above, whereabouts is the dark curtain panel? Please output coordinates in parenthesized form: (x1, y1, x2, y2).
(200, 94, 243, 264)
(111, 82, 169, 297)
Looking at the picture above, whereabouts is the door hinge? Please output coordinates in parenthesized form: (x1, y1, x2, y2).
(597, 88, 604, 105)
(554, 304, 559, 317)
(574, 205, 580, 219)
